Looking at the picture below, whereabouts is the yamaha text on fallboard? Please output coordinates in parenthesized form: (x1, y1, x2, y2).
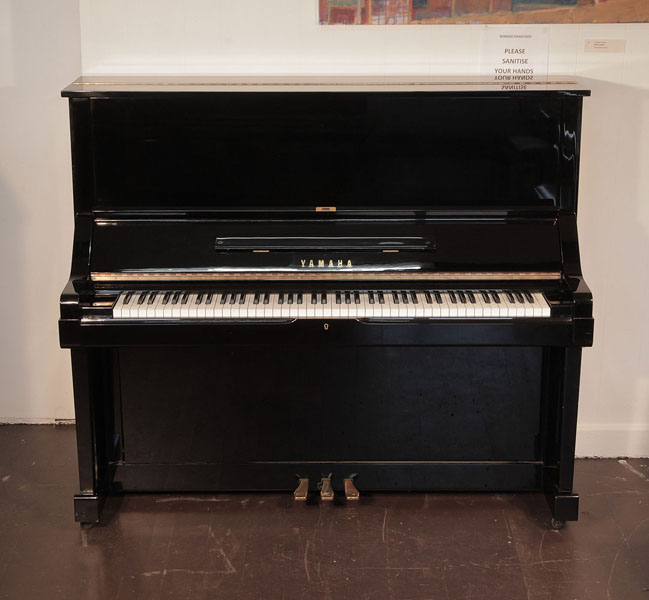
(59, 76, 593, 527)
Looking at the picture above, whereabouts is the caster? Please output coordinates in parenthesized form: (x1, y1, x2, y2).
(551, 518, 565, 530)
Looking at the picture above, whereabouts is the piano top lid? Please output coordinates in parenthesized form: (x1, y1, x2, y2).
(61, 75, 591, 97)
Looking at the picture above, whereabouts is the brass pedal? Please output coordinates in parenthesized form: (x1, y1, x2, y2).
(319, 475, 334, 501)
(294, 477, 309, 501)
(344, 475, 360, 501)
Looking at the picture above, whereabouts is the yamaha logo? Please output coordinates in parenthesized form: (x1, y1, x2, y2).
(300, 259, 353, 268)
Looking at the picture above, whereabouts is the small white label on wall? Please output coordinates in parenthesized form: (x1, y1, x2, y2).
(584, 39, 626, 53)
(480, 26, 549, 90)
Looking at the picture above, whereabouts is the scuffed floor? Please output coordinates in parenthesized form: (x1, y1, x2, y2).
(0, 425, 647, 599)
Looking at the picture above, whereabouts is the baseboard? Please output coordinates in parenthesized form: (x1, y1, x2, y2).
(1, 420, 647, 458)
(0, 418, 75, 425)
(576, 423, 649, 458)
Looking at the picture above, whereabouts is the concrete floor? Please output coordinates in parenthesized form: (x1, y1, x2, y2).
(0, 425, 648, 600)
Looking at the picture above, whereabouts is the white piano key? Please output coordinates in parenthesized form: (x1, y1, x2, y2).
(502, 292, 518, 318)
(533, 292, 551, 317)
(374, 293, 386, 318)
(305, 293, 316, 319)
(346, 293, 357, 319)
(271, 295, 281, 318)
(413, 293, 426, 318)
(112, 292, 128, 318)
(169, 293, 182, 319)
(203, 293, 215, 319)
(469, 293, 482, 318)
(137, 292, 153, 319)
(419, 292, 433, 318)
(197, 293, 208, 319)
(331, 293, 341, 319)
(322, 294, 334, 319)
(314, 294, 325, 319)
(145, 292, 161, 318)
(185, 293, 198, 318)
(459, 292, 471, 318)
(405, 293, 416, 318)
(447, 292, 459, 318)
(235, 292, 247, 317)
(363, 293, 374, 319)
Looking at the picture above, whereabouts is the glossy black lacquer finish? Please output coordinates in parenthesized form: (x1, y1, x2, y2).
(59, 78, 593, 525)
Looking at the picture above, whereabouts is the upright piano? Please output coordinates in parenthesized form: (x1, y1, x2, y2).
(59, 76, 593, 526)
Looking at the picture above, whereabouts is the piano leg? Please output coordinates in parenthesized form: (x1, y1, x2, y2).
(543, 347, 582, 525)
(70, 349, 109, 524)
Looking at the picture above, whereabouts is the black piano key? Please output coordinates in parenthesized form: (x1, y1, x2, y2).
(336, 292, 342, 305)
(137, 292, 147, 305)
(311, 293, 317, 305)
(458, 291, 466, 304)
(263, 293, 270, 305)
(230, 293, 237, 305)
(345, 292, 351, 305)
(278, 293, 284, 305)
(172, 292, 181, 305)
(481, 291, 490, 304)
(411, 292, 418, 304)
(378, 292, 385, 304)
(321, 293, 327, 304)
(297, 293, 303, 305)
(205, 293, 213, 305)
(220, 294, 228, 305)
(524, 291, 534, 303)
(253, 293, 260, 305)
(196, 293, 203, 305)
(354, 292, 360, 304)
(162, 291, 172, 305)
(491, 292, 501, 304)
(147, 291, 157, 305)
(401, 292, 408, 304)
(506, 291, 515, 303)
(449, 291, 457, 304)
(368, 291, 375, 304)
(424, 291, 432, 304)
(287, 293, 294, 305)
(514, 291, 524, 304)
(239, 293, 246, 304)
(124, 291, 134, 305)
(434, 291, 442, 304)
(392, 292, 399, 304)
(181, 292, 190, 305)
(468, 291, 476, 304)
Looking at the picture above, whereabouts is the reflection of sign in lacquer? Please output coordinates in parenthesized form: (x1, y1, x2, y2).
(318, 0, 649, 25)
(480, 27, 549, 90)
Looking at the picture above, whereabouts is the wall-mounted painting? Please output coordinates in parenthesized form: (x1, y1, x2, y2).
(318, 0, 649, 24)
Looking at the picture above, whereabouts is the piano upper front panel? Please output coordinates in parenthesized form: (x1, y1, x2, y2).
(85, 93, 573, 212)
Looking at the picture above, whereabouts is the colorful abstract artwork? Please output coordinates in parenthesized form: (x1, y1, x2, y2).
(318, 0, 649, 24)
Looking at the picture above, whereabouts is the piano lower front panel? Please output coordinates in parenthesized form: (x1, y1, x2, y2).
(109, 345, 548, 493)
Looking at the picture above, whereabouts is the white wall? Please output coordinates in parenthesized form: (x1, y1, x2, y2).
(2, 0, 648, 456)
(0, 0, 80, 422)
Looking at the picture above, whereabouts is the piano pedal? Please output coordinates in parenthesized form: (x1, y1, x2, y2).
(318, 474, 334, 501)
(293, 476, 309, 502)
(344, 474, 360, 501)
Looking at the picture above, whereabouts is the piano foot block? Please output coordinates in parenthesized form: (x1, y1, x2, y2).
(74, 493, 104, 524)
(546, 488, 579, 524)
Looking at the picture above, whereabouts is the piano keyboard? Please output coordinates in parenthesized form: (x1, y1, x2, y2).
(112, 290, 551, 319)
